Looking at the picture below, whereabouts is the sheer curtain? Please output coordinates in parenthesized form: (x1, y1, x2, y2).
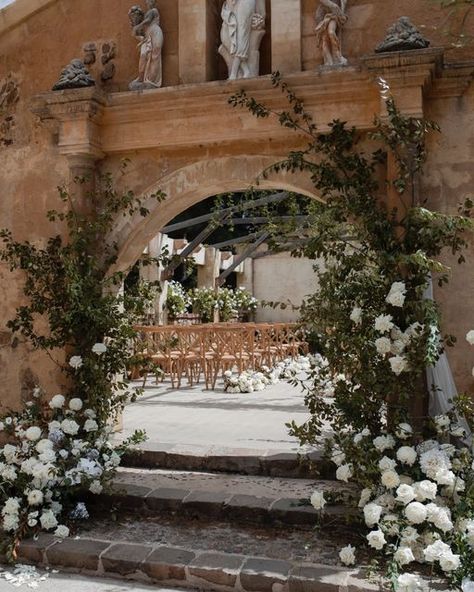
(424, 275, 472, 443)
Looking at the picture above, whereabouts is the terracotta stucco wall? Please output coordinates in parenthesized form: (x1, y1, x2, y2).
(0, 0, 473, 409)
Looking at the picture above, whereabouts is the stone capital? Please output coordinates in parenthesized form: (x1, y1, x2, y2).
(31, 87, 106, 161)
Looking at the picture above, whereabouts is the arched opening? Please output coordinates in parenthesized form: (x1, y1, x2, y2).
(111, 156, 321, 456)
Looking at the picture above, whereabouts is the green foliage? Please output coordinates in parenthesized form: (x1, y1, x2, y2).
(230, 73, 473, 441)
(0, 166, 165, 425)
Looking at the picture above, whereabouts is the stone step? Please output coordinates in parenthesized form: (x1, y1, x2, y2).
(121, 440, 334, 479)
(98, 467, 352, 528)
(18, 532, 374, 592)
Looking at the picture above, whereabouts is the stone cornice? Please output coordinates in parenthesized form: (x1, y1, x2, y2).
(0, 0, 58, 36)
(31, 49, 473, 158)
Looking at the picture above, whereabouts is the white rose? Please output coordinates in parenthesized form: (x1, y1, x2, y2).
(336, 464, 352, 482)
(374, 314, 394, 334)
(363, 503, 383, 527)
(49, 395, 65, 409)
(92, 343, 107, 355)
(331, 450, 345, 466)
(373, 435, 395, 452)
(69, 398, 83, 411)
(396, 446, 417, 466)
(39, 510, 58, 530)
(350, 307, 362, 325)
(378, 456, 396, 471)
(61, 419, 80, 436)
(36, 439, 53, 454)
(358, 488, 372, 508)
(440, 552, 461, 573)
(466, 330, 474, 345)
(434, 468, 456, 487)
(366, 529, 386, 550)
(396, 423, 413, 440)
(394, 546, 415, 566)
(396, 484, 416, 505)
(69, 356, 83, 369)
(389, 355, 408, 375)
(310, 491, 326, 511)
(54, 525, 70, 538)
(424, 540, 452, 562)
(375, 337, 392, 355)
(381, 470, 400, 489)
(397, 573, 428, 592)
(25, 426, 42, 442)
(83, 419, 98, 432)
(405, 502, 427, 524)
(390, 339, 406, 355)
(400, 526, 419, 544)
(386, 282, 407, 308)
(339, 544, 356, 566)
(413, 480, 437, 502)
(27, 490, 44, 506)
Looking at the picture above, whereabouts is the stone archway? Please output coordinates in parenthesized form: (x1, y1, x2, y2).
(110, 155, 319, 274)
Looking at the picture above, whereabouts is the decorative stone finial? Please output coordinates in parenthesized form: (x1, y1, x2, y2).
(375, 17, 430, 54)
(52, 59, 95, 91)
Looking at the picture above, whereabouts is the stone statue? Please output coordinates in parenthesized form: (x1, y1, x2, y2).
(128, 0, 164, 91)
(219, 0, 266, 80)
(315, 0, 348, 67)
(52, 59, 95, 91)
(375, 17, 430, 53)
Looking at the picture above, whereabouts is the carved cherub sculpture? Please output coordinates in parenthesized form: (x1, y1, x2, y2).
(315, 0, 348, 67)
(128, 0, 164, 91)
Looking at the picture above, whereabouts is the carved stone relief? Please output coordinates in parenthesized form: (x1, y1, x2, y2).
(0, 74, 20, 147)
(82, 40, 117, 84)
(375, 17, 430, 53)
(128, 0, 164, 91)
(52, 59, 95, 91)
(219, 0, 266, 80)
(315, 0, 348, 67)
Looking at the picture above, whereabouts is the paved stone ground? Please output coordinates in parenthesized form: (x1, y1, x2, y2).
(0, 567, 183, 591)
(119, 376, 325, 453)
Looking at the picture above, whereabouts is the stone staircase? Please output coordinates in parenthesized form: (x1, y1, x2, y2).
(16, 446, 371, 592)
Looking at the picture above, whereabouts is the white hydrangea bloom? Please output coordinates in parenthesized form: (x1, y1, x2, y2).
(68, 398, 83, 411)
(25, 427, 42, 442)
(92, 343, 107, 355)
(61, 419, 80, 436)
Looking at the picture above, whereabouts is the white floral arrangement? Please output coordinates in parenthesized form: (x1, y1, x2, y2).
(0, 386, 129, 560)
(223, 355, 326, 394)
(310, 412, 474, 591)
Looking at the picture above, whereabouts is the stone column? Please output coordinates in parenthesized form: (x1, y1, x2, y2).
(178, 0, 212, 83)
(197, 247, 221, 289)
(271, 0, 302, 74)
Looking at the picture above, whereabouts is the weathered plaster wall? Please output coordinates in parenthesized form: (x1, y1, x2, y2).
(0, 0, 473, 409)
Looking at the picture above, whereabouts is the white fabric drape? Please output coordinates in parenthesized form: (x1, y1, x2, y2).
(424, 275, 472, 443)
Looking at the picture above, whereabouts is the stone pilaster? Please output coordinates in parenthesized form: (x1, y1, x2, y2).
(178, 0, 212, 84)
(271, 0, 302, 74)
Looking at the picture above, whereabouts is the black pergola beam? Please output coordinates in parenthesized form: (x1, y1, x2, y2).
(160, 191, 291, 234)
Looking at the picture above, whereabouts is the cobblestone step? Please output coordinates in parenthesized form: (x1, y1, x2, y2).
(97, 467, 352, 528)
(17, 534, 376, 592)
(121, 440, 335, 479)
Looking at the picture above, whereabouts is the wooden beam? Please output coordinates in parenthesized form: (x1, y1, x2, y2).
(217, 232, 270, 287)
(209, 230, 266, 250)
